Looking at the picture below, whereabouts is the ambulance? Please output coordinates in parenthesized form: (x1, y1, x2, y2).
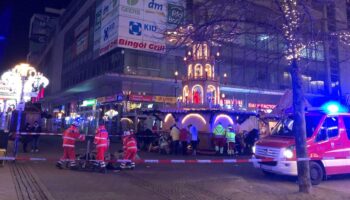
(252, 102, 350, 185)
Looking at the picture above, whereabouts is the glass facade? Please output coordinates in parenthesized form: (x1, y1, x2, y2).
(46, 0, 345, 99)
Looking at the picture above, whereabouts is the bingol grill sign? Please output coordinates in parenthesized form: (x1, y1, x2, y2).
(96, 0, 185, 56)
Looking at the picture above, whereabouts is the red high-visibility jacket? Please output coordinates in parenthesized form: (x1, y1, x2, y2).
(123, 136, 137, 151)
(62, 126, 84, 148)
(94, 125, 109, 148)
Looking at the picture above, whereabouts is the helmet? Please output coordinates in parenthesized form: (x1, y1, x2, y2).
(72, 121, 80, 127)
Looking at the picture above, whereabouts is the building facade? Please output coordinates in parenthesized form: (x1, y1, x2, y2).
(30, 0, 350, 133)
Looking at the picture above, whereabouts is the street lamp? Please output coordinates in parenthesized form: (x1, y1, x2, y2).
(223, 73, 227, 85)
(174, 71, 179, 97)
(221, 93, 226, 109)
(1, 63, 49, 156)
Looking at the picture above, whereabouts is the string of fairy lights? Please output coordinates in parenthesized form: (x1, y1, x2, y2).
(280, 0, 305, 61)
(334, 31, 350, 45)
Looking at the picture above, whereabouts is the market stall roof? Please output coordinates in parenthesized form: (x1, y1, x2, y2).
(42, 73, 180, 105)
(272, 89, 312, 115)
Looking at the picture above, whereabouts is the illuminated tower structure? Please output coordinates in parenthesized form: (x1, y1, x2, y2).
(182, 42, 220, 107)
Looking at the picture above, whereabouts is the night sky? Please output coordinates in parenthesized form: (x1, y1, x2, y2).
(0, 0, 71, 73)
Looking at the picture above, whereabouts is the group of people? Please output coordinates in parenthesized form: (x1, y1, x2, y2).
(169, 123, 199, 156)
(213, 122, 239, 156)
(56, 120, 138, 171)
(21, 121, 42, 153)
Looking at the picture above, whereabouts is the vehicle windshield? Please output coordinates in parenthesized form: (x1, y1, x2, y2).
(271, 115, 322, 138)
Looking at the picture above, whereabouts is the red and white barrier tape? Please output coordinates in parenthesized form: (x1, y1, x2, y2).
(2, 156, 350, 164)
(16, 132, 159, 137)
(16, 132, 62, 136)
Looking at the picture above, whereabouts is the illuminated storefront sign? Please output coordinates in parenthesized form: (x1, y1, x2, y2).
(221, 99, 243, 107)
(81, 99, 97, 107)
(129, 94, 153, 102)
(153, 96, 177, 104)
(97, 95, 118, 103)
(248, 103, 276, 109)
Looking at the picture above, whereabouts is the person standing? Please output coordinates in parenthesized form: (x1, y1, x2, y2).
(31, 121, 41, 153)
(152, 122, 159, 135)
(225, 125, 236, 156)
(170, 124, 180, 155)
(56, 121, 85, 169)
(179, 127, 189, 155)
(94, 121, 109, 170)
(189, 124, 199, 156)
(120, 130, 138, 169)
(22, 123, 32, 153)
(213, 122, 225, 155)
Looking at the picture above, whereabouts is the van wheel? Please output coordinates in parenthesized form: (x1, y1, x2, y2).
(310, 161, 323, 185)
(262, 170, 274, 176)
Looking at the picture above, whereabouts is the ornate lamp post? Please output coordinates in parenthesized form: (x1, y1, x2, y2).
(221, 93, 226, 109)
(223, 73, 227, 85)
(174, 71, 179, 97)
(1, 63, 49, 156)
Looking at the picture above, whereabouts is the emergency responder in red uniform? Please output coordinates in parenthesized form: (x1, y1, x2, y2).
(56, 121, 85, 169)
(94, 121, 109, 169)
(120, 130, 138, 169)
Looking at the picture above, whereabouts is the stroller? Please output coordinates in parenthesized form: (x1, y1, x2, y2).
(158, 134, 171, 154)
(148, 134, 170, 154)
(75, 136, 108, 173)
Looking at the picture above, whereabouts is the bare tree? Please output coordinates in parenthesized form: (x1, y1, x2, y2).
(166, 0, 340, 193)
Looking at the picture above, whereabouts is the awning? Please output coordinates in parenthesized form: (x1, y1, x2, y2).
(42, 73, 180, 105)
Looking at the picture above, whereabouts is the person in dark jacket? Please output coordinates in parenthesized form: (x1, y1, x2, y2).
(31, 121, 42, 152)
(22, 123, 32, 153)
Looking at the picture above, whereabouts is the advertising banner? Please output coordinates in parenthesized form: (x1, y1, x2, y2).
(129, 94, 153, 102)
(96, 0, 184, 56)
(74, 17, 90, 55)
(153, 96, 177, 104)
(93, 3, 103, 57)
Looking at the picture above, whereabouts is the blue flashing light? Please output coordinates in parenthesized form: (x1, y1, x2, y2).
(321, 101, 347, 114)
(0, 35, 5, 41)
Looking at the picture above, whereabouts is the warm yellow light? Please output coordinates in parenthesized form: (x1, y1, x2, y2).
(214, 114, 233, 125)
(1, 63, 49, 103)
(164, 113, 173, 123)
(121, 117, 133, 124)
(181, 113, 206, 125)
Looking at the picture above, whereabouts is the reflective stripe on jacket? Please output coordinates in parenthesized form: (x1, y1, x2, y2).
(123, 136, 137, 151)
(62, 126, 81, 148)
(226, 131, 236, 143)
(94, 126, 109, 148)
(213, 124, 225, 137)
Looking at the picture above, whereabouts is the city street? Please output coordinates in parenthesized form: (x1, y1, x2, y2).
(2, 0, 350, 199)
(3, 136, 350, 200)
